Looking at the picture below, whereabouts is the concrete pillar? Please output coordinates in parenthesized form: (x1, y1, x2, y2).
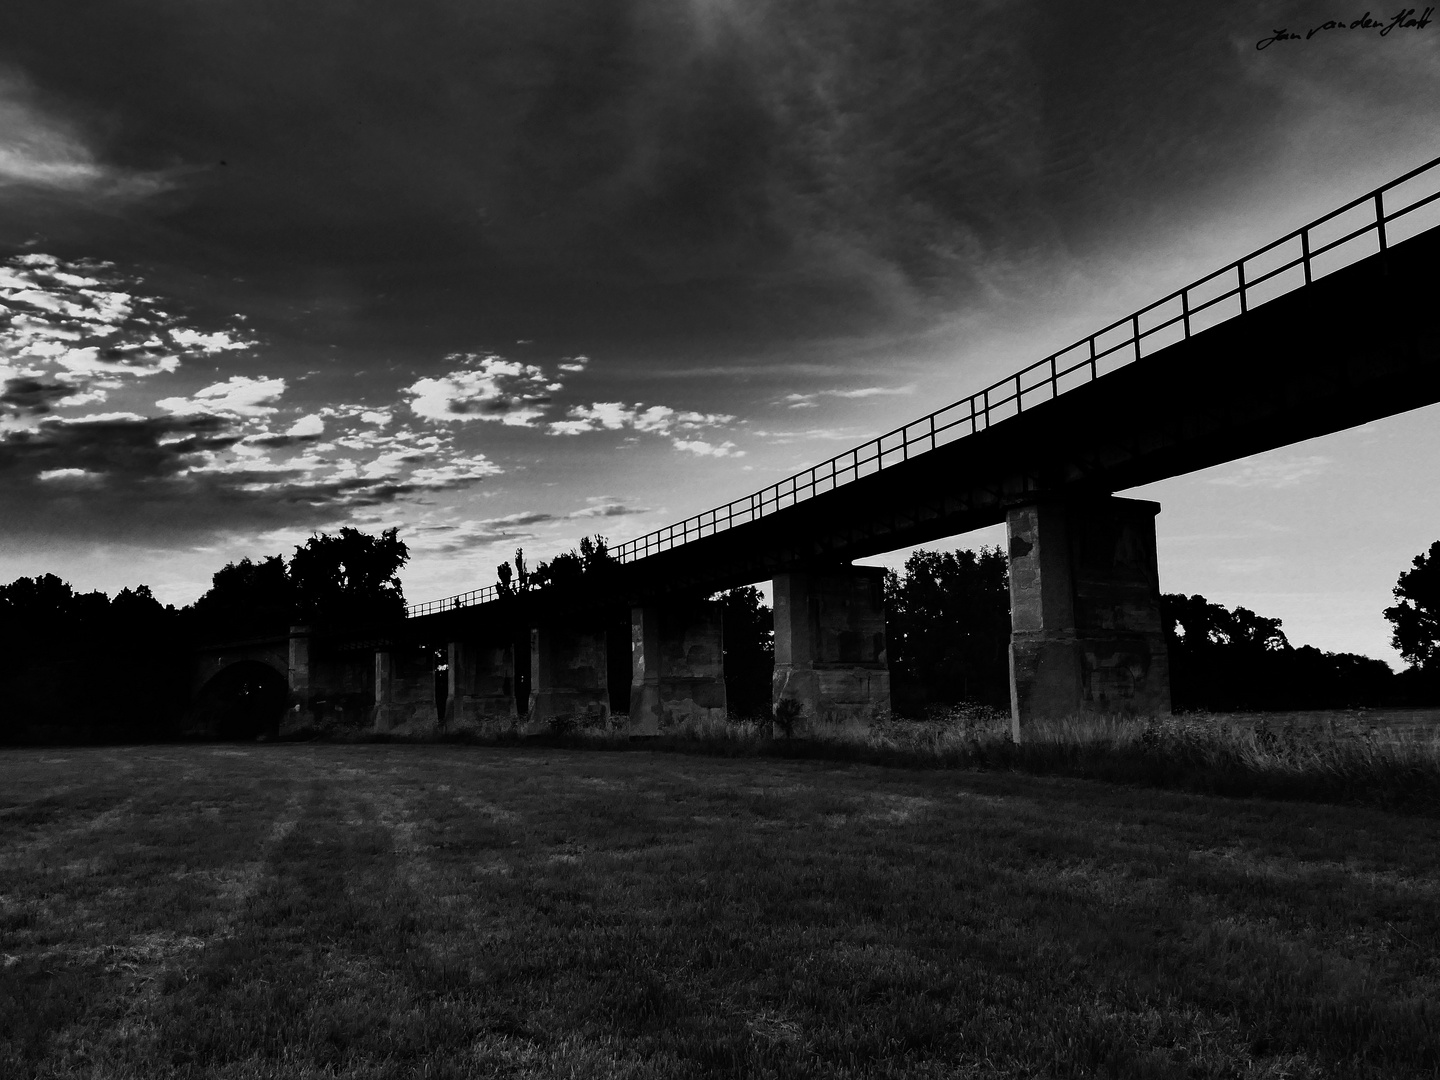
(372, 648, 440, 733)
(287, 625, 314, 728)
(446, 640, 516, 729)
(1007, 496, 1170, 738)
(629, 601, 727, 735)
(527, 626, 609, 730)
(771, 567, 890, 736)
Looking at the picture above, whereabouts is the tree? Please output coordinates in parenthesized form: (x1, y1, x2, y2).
(884, 546, 1011, 712)
(190, 555, 294, 637)
(1385, 540, 1440, 671)
(290, 527, 409, 625)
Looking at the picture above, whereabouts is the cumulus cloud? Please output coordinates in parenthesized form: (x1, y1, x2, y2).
(157, 376, 287, 418)
(0, 253, 256, 414)
(548, 401, 735, 438)
(0, 395, 510, 543)
(285, 412, 325, 437)
(405, 353, 553, 425)
(672, 437, 743, 458)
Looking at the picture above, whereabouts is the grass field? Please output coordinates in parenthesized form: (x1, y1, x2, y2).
(3, 745, 1439, 1078)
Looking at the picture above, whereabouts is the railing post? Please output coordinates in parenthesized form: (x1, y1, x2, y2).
(1181, 289, 1191, 336)
(1088, 337, 1097, 380)
(1375, 191, 1387, 252)
(1014, 373, 1023, 413)
(1132, 313, 1142, 362)
(1050, 355, 1058, 399)
(1237, 262, 1248, 314)
(1301, 229, 1312, 285)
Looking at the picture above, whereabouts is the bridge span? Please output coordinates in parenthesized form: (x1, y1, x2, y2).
(194, 155, 1440, 740)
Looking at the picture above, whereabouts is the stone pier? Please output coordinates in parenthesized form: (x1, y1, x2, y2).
(629, 601, 727, 736)
(446, 640, 516, 730)
(286, 625, 314, 729)
(373, 648, 440, 733)
(1006, 495, 1170, 738)
(771, 567, 890, 736)
(527, 626, 609, 730)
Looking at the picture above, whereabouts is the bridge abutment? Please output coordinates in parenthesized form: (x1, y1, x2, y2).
(446, 641, 516, 730)
(527, 626, 609, 730)
(373, 648, 440, 733)
(1007, 496, 1170, 738)
(771, 567, 890, 737)
(629, 601, 726, 735)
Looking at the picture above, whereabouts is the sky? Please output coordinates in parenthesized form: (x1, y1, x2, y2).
(2, 0, 1439, 666)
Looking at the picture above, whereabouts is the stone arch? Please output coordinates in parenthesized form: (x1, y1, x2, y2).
(191, 659, 289, 740)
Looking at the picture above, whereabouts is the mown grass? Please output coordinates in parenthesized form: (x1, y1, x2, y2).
(3, 744, 1440, 1077)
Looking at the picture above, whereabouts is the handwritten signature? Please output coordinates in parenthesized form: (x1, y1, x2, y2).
(1256, 6, 1433, 48)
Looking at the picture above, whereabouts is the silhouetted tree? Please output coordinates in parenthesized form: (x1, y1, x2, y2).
(885, 546, 1011, 713)
(190, 555, 294, 638)
(1385, 540, 1440, 672)
(290, 527, 409, 625)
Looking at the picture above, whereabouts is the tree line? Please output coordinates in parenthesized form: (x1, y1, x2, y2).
(3, 532, 1438, 743)
(0, 528, 412, 744)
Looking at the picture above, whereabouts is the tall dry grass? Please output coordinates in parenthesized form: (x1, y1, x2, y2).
(602, 708, 1440, 813)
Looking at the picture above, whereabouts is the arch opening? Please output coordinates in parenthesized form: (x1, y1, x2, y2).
(193, 660, 288, 740)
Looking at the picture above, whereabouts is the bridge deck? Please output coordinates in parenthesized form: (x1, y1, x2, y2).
(401, 157, 1440, 633)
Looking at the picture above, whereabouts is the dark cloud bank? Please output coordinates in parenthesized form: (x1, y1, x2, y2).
(0, 0, 1353, 357)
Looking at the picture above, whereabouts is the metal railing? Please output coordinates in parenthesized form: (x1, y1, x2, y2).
(406, 585, 498, 618)
(408, 152, 1440, 618)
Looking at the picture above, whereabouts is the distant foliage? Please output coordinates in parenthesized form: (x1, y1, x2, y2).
(1385, 540, 1440, 672)
(0, 575, 187, 743)
(497, 535, 616, 594)
(884, 546, 1012, 714)
(1163, 593, 1401, 711)
(719, 586, 774, 719)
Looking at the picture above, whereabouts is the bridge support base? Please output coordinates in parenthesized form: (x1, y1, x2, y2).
(1007, 496, 1170, 739)
(373, 648, 440, 733)
(629, 602, 727, 735)
(446, 641, 516, 731)
(771, 567, 890, 738)
(527, 626, 609, 732)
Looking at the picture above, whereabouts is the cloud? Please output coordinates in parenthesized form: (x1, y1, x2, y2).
(1, 253, 255, 413)
(157, 376, 287, 418)
(0, 404, 507, 543)
(285, 413, 325, 437)
(1, 377, 76, 416)
(406, 353, 554, 425)
(782, 385, 916, 408)
(1206, 455, 1332, 489)
(672, 437, 743, 458)
(549, 401, 735, 438)
(0, 71, 176, 200)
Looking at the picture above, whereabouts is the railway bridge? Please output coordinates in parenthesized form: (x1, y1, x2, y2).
(193, 155, 1440, 741)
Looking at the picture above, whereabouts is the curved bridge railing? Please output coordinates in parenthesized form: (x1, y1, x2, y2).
(407, 152, 1440, 617)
